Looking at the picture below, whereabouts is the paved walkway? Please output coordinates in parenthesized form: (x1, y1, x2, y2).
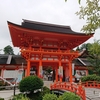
(0, 89, 20, 100)
(0, 81, 100, 100)
(85, 88, 100, 100)
(0, 81, 53, 100)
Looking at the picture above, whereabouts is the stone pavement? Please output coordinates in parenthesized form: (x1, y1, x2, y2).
(85, 88, 100, 100)
(44, 80, 53, 88)
(0, 81, 53, 100)
(0, 89, 20, 100)
(0, 81, 100, 100)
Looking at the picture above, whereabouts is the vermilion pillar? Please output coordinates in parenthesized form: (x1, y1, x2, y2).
(38, 59, 43, 78)
(59, 61, 62, 82)
(26, 60, 30, 76)
(1, 68, 4, 78)
(55, 66, 58, 82)
(86, 69, 88, 75)
(65, 66, 69, 81)
(69, 61, 72, 83)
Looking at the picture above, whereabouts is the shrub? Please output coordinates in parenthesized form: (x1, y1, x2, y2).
(0, 81, 3, 86)
(26, 86, 50, 100)
(0, 98, 4, 100)
(27, 91, 42, 100)
(81, 74, 100, 82)
(19, 76, 43, 93)
(0, 81, 5, 90)
(58, 92, 81, 100)
(41, 86, 50, 96)
(11, 94, 29, 100)
(43, 93, 58, 100)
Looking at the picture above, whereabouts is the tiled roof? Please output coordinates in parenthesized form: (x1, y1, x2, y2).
(0, 54, 91, 67)
(22, 19, 89, 35)
(0, 54, 26, 65)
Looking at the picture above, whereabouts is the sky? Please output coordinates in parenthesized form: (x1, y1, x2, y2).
(0, 0, 100, 54)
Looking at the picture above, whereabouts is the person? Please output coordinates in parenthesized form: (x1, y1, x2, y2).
(75, 71, 81, 83)
(65, 76, 69, 82)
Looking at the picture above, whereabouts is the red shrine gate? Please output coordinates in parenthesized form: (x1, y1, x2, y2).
(7, 19, 93, 83)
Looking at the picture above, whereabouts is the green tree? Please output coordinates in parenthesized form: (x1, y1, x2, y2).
(76, 46, 80, 51)
(88, 40, 100, 75)
(19, 76, 44, 93)
(80, 43, 92, 51)
(3, 45, 14, 55)
(76, 43, 91, 51)
(76, 0, 100, 33)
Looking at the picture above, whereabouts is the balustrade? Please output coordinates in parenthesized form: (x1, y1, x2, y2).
(50, 82, 86, 100)
(81, 81, 100, 88)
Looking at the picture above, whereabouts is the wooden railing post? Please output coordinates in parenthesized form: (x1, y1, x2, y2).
(82, 86, 86, 100)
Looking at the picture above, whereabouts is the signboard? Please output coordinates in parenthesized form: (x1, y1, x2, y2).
(3, 70, 18, 78)
(3, 69, 24, 83)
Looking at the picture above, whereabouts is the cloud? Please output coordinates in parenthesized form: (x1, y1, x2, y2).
(0, 0, 98, 54)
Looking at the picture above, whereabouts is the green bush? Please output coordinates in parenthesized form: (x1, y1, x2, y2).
(58, 92, 81, 100)
(0, 81, 3, 86)
(26, 86, 50, 100)
(43, 93, 58, 100)
(0, 81, 5, 90)
(41, 86, 50, 96)
(0, 98, 4, 100)
(27, 91, 42, 100)
(81, 74, 100, 82)
(11, 94, 29, 100)
(19, 76, 44, 93)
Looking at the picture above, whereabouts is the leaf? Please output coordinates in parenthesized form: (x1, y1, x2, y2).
(78, 0, 81, 4)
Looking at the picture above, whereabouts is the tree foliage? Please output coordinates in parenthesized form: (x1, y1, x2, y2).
(58, 92, 80, 100)
(76, 43, 92, 51)
(81, 74, 100, 82)
(65, 0, 81, 4)
(43, 93, 58, 100)
(76, 40, 100, 75)
(19, 76, 44, 93)
(12, 94, 30, 100)
(3, 45, 14, 55)
(88, 40, 100, 75)
(76, 0, 100, 33)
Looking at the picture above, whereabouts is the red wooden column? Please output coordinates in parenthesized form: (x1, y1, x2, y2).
(69, 61, 72, 83)
(38, 59, 43, 78)
(65, 66, 69, 81)
(26, 60, 30, 76)
(55, 66, 58, 82)
(59, 60, 63, 82)
(1, 68, 4, 78)
(86, 69, 88, 75)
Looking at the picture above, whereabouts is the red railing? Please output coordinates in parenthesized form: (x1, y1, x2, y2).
(50, 82, 86, 100)
(81, 81, 100, 88)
